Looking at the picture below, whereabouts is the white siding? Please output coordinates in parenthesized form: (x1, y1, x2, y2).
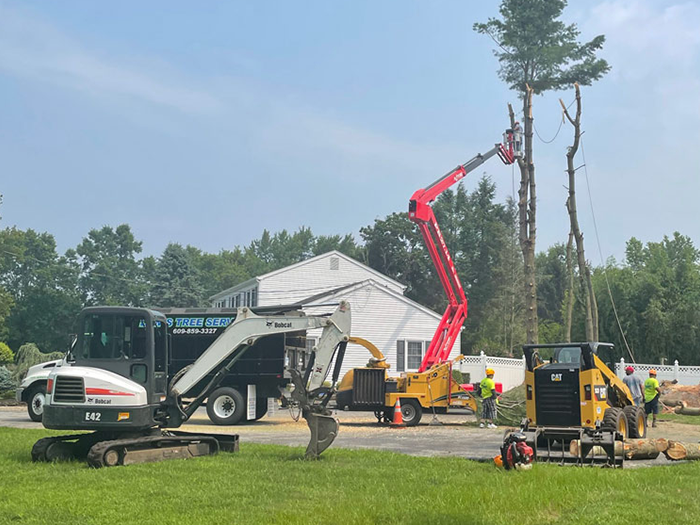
(302, 283, 461, 380)
(257, 253, 404, 306)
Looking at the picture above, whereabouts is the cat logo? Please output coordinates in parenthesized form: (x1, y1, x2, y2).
(551, 373, 563, 382)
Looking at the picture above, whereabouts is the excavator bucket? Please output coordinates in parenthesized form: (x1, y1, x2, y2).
(288, 368, 340, 459)
(304, 412, 339, 459)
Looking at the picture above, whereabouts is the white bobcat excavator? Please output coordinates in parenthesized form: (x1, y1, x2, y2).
(33, 301, 351, 467)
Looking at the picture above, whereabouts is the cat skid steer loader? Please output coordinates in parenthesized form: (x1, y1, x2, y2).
(33, 302, 351, 467)
(507, 342, 644, 467)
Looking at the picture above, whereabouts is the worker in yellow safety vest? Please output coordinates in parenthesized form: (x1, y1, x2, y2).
(479, 368, 500, 429)
(644, 369, 661, 428)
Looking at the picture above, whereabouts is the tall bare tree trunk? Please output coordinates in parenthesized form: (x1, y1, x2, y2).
(564, 229, 574, 342)
(509, 85, 538, 344)
(561, 84, 599, 341)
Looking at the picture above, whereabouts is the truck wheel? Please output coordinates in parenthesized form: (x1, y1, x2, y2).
(602, 407, 628, 439)
(206, 387, 245, 425)
(624, 405, 647, 438)
(26, 384, 46, 422)
(398, 399, 423, 427)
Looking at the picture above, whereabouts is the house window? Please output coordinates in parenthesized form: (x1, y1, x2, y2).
(246, 290, 251, 306)
(396, 340, 405, 372)
(330, 256, 339, 270)
(252, 287, 258, 307)
(407, 341, 423, 370)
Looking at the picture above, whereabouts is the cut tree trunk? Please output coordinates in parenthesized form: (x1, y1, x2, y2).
(564, 229, 574, 342)
(674, 401, 700, 416)
(664, 441, 700, 461)
(622, 439, 669, 460)
(569, 440, 622, 458)
(561, 84, 598, 341)
(509, 91, 538, 344)
(570, 438, 668, 460)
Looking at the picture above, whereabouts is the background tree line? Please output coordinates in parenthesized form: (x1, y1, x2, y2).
(2, 177, 700, 365)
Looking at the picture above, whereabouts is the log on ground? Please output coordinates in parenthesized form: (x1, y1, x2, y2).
(569, 440, 622, 458)
(674, 401, 700, 416)
(664, 441, 700, 461)
(622, 439, 667, 460)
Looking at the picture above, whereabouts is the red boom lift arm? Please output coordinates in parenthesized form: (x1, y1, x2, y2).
(409, 129, 520, 372)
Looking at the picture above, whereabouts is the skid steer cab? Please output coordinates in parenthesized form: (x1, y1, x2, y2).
(510, 342, 645, 467)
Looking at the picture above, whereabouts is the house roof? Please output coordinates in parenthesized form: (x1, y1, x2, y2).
(209, 250, 406, 301)
(297, 278, 443, 322)
(260, 251, 406, 291)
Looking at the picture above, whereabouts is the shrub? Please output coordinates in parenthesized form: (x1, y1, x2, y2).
(0, 342, 13, 364)
(0, 366, 16, 393)
(12, 343, 64, 381)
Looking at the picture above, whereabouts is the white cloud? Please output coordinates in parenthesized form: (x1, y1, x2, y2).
(0, 5, 222, 114)
(586, 1, 700, 79)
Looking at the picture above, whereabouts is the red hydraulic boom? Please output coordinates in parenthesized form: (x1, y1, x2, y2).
(409, 128, 521, 372)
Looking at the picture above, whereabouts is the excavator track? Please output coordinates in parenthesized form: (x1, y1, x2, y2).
(32, 433, 102, 463)
(86, 431, 238, 468)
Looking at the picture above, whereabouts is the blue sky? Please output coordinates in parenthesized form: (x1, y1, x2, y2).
(1, 0, 699, 263)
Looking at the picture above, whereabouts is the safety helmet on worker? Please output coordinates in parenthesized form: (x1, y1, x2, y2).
(486, 368, 495, 376)
(649, 369, 657, 376)
(625, 366, 634, 374)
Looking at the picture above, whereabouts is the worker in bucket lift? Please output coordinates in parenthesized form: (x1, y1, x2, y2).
(622, 366, 644, 407)
(512, 121, 522, 156)
(644, 369, 661, 428)
(479, 368, 500, 429)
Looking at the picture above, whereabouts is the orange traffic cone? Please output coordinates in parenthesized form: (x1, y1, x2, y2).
(390, 399, 405, 427)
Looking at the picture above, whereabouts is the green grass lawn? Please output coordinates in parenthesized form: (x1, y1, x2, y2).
(0, 427, 698, 525)
(658, 412, 700, 426)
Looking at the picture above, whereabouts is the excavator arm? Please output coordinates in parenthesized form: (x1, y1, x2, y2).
(169, 301, 352, 458)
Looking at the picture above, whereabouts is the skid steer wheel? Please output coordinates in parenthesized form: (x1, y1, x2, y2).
(398, 399, 423, 427)
(602, 407, 629, 439)
(624, 405, 647, 438)
(206, 387, 245, 425)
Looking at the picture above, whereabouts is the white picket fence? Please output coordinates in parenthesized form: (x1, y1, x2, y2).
(615, 359, 700, 386)
(458, 352, 526, 392)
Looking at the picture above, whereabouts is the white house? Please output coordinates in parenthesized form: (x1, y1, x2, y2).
(209, 251, 461, 378)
